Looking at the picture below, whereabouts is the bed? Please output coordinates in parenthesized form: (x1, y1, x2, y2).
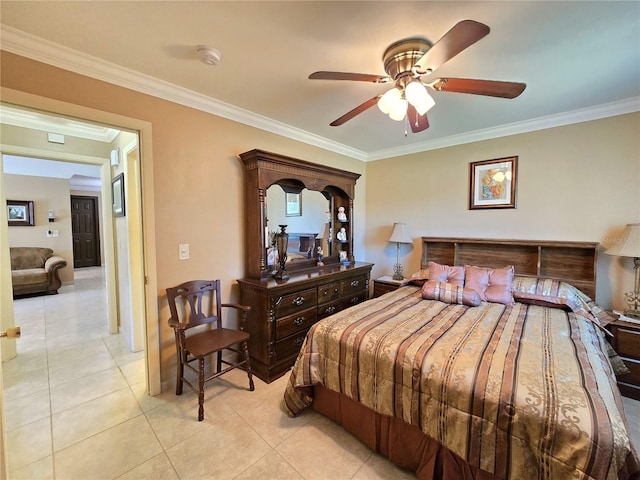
(283, 237, 640, 480)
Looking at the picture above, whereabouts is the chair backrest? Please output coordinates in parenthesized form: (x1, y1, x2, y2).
(166, 280, 222, 330)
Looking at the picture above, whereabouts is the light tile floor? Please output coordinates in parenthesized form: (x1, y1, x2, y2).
(3, 267, 413, 480)
(3, 267, 639, 479)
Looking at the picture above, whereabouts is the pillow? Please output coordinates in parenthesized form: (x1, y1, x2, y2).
(407, 268, 430, 286)
(427, 261, 465, 287)
(464, 265, 515, 305)
(422, 281, 481, 307)
(511, 275, 617, 332)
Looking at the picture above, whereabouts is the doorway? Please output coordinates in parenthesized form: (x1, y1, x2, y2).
(0, 89, 160, 394)
(71, 195, 101, 268)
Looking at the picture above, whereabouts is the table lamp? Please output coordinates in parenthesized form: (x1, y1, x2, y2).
(388, 223, 412, 280)
(605, 223, 640, 319)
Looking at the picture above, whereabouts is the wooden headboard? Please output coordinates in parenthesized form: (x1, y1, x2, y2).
(421, 237, 599, 298)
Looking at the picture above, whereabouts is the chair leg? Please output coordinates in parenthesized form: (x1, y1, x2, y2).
(242, 341, 255, 391)
(198, 357, 205, 421)
(176, 351, 185, 395)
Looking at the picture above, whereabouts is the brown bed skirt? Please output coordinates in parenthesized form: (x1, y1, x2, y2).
(312, 384, 501, 480)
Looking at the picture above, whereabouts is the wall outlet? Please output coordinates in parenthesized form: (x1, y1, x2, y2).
(179, 244, 190, 260)
(46, 230, 59, 238)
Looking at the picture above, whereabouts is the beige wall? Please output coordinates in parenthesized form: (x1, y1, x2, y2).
(365, 113, 640, 310)
(5, 173, 74, 285)
(0, 51, 366, 388)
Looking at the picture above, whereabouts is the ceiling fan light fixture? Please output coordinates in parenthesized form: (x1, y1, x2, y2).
(377, 87, 402, 114)
(405, 80, 435, 115)
(388, 98, 408, 121)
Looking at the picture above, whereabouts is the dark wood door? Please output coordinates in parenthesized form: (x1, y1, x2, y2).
(71, 195, 101, 268)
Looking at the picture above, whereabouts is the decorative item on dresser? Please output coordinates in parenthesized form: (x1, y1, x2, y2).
(237, 149, 372, 383)
(605, 223, 640, 319)
(388, 222, 412, 280)
(609, 317, 640, 400)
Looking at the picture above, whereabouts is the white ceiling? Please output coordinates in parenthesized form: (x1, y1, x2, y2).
(1, 1, 639, 161)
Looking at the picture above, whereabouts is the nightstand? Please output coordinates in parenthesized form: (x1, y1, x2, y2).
(373, 275, 405, 298)
(609, 316, 640, 400)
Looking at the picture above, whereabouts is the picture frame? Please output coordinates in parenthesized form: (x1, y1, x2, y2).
(7, 200, 34, 226)
(469, 156, 518, 210)
(285, 192, 301, 217)
(112, 173, 126, 217)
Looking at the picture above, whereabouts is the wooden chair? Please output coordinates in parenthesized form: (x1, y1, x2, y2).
(166, 279, 254, 421)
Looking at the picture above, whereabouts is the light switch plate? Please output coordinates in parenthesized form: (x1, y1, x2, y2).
(179, 244, 189, 260)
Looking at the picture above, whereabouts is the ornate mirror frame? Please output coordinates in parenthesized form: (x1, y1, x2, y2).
(239, 149, 360, 279)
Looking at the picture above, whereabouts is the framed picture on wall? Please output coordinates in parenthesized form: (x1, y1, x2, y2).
(285, 192, 301, 217)
(112, 173, 126, 217)
(469, 156, 518, 210)
(7, 200, 34, 226)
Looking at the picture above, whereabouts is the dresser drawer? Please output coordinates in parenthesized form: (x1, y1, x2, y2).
(276, 307, 317, 340)
(275, 331, 308, 359)
(318, 300, 341, 320)
(318, 282, 341, 305)
(612, 325, 640, 358)
(341, 290, 368, 309)
(274, 288, 317, 317)
(341, 274, 368, 296)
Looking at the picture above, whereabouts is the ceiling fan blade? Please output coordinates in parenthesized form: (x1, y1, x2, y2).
(407, 104, 429, 133)
(309, 71, 391, 83)
(329, 95, 382, 126)
(431, 78, 526, 98)
(414, 20, 490, 75)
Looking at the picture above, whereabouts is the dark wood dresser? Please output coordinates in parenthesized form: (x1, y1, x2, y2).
(238, 262, 372, 383)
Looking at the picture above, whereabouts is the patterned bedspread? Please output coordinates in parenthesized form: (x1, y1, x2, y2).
(284, 286, 640, 480)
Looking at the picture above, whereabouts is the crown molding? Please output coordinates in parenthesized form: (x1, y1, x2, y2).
(367, 96, 640, 161)
(2, 25, 638, 163)
(0, 26, 368, 161)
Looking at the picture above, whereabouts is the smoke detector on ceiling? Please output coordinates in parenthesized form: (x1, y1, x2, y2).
(196, 45, 221, 66)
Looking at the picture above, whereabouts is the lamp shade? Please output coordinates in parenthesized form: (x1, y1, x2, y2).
(605, 223, 640, 257)
(388, 223, 412, 244)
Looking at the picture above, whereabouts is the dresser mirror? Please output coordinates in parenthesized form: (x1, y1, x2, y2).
(240, 149, 360, 279)
(265, 184, 331, 270)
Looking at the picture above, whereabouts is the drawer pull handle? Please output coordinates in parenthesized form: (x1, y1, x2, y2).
(293, 337, 304, 346)
(292, 296, 305, 306)
(334, 288, 339, 293)
(350, 280, 359, 287)
(350, 297, 359, 304)
(325, 306, 336, 314)
(293, 316, 305, 326)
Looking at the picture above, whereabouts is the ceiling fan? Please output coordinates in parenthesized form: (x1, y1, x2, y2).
(309, 20, 526, 133)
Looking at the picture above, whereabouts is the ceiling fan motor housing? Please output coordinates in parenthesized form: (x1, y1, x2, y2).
(382, 38, 432, 86)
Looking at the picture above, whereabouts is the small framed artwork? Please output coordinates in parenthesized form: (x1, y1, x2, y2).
(7, 200, 34, 226)
(112, 173, 126, 217)
(469, 156, 518, 210)
(285, 192, 301, 217)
